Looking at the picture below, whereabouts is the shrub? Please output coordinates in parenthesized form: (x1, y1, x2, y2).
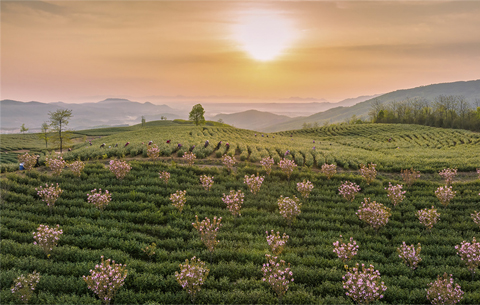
(359, 163, 377, 184)
(426, 273, 463, 305)
(438, 168, 457, 186)
(83, 256, 128, 305)
(338, 181, 361, 202)
(147, 144, 160, 161)
(397, 242, 422, 270)
(107, 160, 131, 180)
(87, 188, 112, 211)
(170, 190, 187, 213)
(343, 263, 387, 304)
(320, 163, 336, 179)
(199, 175, 214, 191)
(385, 182, 406, 207)
(175, 257, 209, 304)
(356, 198, 391, 232)
(333, 236, 359, 263)
(416, 206, 440, 230)
(183, 152, 196, 166)
(35, 183, 63, 213)
(33, 224, 63, 256)
(18, 152, 38, 171)
(260, 156, 274, 175)
(244, 174, 264, 195)
(141, 242, 157, 260)
(67, 161, 85, 177)
(222, 154, 236, 171)
(159, 171, 170, 185)
(401, 168, 420, 187)
(192, 215, 222, 253)
(46, 154, 66, 176)
(277, 195, 302, 226)
(455, 237, 480, 277)
(296, 179, 314, 198)
(278, 158, 297, 181)
(435, 185, 456, 207)
(266, 230, 289, 255)
(222, 190, 244, 218)
(11, 271, 41, 304)
(261, 254, 293, 304)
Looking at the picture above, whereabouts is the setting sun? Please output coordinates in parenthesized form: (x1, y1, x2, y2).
(234, 11, 296, 61)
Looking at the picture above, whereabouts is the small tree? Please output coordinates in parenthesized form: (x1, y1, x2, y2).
(321, 163, 337, 179)
(67, 160, 85, 177)
(175, 257, 209, 304)
(296, 179, 314, 198)
(49, 109, 72, 153)
(277, 195, 302, 226)
(426, 273, 464, 305)
(401, 168, 421, 187)
(83, 256, 128, 305)
(11, 271, 41, 304)
(37, 122, 50, 149)
(266, 230, 289, 255)
(455, 237, 480, 279)
(338, 181, 361, 202)
(435, 185, 456, 206)
(20, 123, 29, 136)
(33, 224, 63, 256)
(356, 198, 391, 233)
(278, 158, 297, 181)
(159, 171, 170, 185)
(87, 188, 112, 211)
(18, 152, 38, 171)
(416, 206, 440, 231)
(244, 174, 265, 195)
(189, 104, 206, 126)
(333, 236, 359, 263)
(199, 175, 214, 191)
(170, 190, 187, 213)
(141, 116, 146, 127)
(343, 263, 387, 304)
(147, 144, 160, 161)
(260, 156, 274, 175)
(183, 151, 196, 166)
(438, 168, 457, 186)
(397, 242, 422, 270)
(192, 215, 222, 255)
(262, 254, 293, 305)
(35, 183, 63, 213)
(221, 154, 236, 171)
(385, 182, 406, 207)
(45, 154, 66, 176)
(360, 163, 377, 184)
(107, 160, 131, 180)
(222, 190, 244, 218)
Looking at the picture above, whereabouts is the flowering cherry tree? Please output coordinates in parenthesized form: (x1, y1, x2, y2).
(261, 254, 293, 304)
(11, 271, 41, 304)
(343, 263, 387, 304)
(147, 144, 160, 161)
(199, 175, 214, 191)
(192, 215, 222, 254)
(278, 158, 297, 181)
(472, 211, 480, 228)
(296, 179, 314, 198)
(46, 154, 66, 176)
(321, 163, 337, 179)
(435, 185, 456, 206)
(221, 154, 236, 171)
(35, 183, 63, 213)
(266, 230, 289, 255)
(455, 237, 480, 278)
(260, 156, 274, 175)
(18, 152, 38, 171)
(159, 171, 170, 185)
(67, 160, 85, 177)
(426, 273, 464, 305)
(338, 181, 361, 202)
(87, 188, 112, 211)
(277, 195, 302, 226)
(360, 163, 377, 184)
(83, 256, 128, 305)
(183, 151, 196, 166)
(170, 190, 187, 213)
(438, 168, 457, 186)
(107, 160, 131, 180)
(401, 168, 421, 187)
(33, 224, 63, 256)
(385, 182, 406, 207)
(175, 256, 209, 304)
(356, 198, 391, 232)
(222, 190, 244, 218)
(244, 174, 265, 195)
(397, 242, 422, 270)
(333, 235, 359, 263)
(416, 206, 440, 230)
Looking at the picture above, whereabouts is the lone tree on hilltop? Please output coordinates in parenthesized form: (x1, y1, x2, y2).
(38, 122, 50, 149)
(49, 109, 72, 153)
(20, 123, 29, 136)
(189, 104, 205, 126)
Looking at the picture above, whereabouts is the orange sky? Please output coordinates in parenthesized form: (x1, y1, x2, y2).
(1, 1, 480, 104)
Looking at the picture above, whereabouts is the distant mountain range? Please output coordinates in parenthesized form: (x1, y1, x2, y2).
(261, 80, 480, 132)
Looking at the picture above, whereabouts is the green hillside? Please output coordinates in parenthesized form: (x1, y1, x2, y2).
(263, 80, 480, 132)
(2, 123, 479, 173)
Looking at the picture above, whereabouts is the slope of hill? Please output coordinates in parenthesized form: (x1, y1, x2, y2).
(210, 110, 294, 130)
(263, 80, 480, 132)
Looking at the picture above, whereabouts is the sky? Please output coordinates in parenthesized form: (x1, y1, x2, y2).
(1, 0, 480, 104)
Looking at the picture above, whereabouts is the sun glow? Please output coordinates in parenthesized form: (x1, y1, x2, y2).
(234, 11, 296, 61)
